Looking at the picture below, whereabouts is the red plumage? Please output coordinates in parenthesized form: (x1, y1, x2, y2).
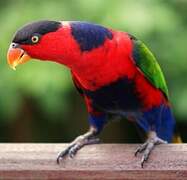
(8, 20, 178, 165)
(20, 22, 167, 111)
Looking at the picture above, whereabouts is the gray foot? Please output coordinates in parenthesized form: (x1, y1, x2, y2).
(135, 131, 167, 168)
(57, 129, 99, 164)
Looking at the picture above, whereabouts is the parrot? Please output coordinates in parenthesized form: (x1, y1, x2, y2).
(7, 20, 182, 167)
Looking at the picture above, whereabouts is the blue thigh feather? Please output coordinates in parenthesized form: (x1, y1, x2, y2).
(88, 114, 107, 133)
(137, 105, 175, 142)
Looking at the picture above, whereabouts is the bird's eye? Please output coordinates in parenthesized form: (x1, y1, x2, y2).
(11, 43, 17, 48)
(31, 35, 39, 43)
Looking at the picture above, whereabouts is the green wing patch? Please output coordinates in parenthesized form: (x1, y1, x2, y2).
(130, 35, 169, 99)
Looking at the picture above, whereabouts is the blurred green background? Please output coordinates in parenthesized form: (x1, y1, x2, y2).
(0, 0, 186, 143)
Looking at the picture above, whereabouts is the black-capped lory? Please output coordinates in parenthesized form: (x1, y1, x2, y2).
(7, 20, 182, 167)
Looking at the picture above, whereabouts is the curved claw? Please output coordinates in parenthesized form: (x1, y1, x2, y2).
(57, 146, 73, 164)
(140, 141, 154, 168)
(135, 131, 168, 168)
(57, 137, 100, 164)
(68, 144, 80, 158)
(134, 142, 148, 156)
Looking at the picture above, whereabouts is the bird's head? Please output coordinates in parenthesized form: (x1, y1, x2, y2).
(7, 20, 80, 70)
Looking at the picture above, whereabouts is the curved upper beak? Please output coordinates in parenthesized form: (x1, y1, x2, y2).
(7, 44, 31, 70)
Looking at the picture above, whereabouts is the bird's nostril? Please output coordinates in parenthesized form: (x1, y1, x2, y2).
(19, 52, 24, 59)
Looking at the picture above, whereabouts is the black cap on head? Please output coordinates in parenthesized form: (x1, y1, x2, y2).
(13, 20, 61, 45)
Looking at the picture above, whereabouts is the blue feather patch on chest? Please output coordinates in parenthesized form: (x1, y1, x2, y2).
(70, 22, 113, 51)
(84, 78, 142, 113)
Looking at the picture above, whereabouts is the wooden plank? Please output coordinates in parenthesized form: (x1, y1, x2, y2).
(0, 144, 186, 179)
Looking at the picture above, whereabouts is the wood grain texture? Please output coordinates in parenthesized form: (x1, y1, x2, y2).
(0, 144, 186, 179)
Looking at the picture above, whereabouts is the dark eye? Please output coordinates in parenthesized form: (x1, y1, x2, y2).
(31, 35, 39, 43)
(11, 43, 17, 48)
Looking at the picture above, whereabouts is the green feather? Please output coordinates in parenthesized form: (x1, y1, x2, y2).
(131, 35, 169, 98)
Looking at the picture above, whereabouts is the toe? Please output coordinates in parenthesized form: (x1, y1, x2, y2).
(141, 155, 148, 168)
(140, 141, 155, 168)
(57, 150, 67, 164)
(135, 142, 148, 156)
(56, 153, 64, 164)
(86, 138, 100, 145)
(68, 143, 82, 158)
(155, 138, 168, 145)
(137, 132, 168, 168)
(57, 137, 100, 164)
(56, 146, 73, 164)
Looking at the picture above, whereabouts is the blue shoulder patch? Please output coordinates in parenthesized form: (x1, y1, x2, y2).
(70, 22, 113, 51)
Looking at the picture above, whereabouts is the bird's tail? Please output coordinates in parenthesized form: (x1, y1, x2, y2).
(172, 126, 182, 143)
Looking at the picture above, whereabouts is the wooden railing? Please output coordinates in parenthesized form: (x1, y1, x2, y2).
(0, 144, 186, 179)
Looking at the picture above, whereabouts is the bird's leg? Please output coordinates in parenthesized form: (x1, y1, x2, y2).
(135, 131, 167, 167)
(57, 127, 99, 164)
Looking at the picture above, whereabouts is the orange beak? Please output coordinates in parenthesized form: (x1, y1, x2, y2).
(7, 45, 31, 70)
